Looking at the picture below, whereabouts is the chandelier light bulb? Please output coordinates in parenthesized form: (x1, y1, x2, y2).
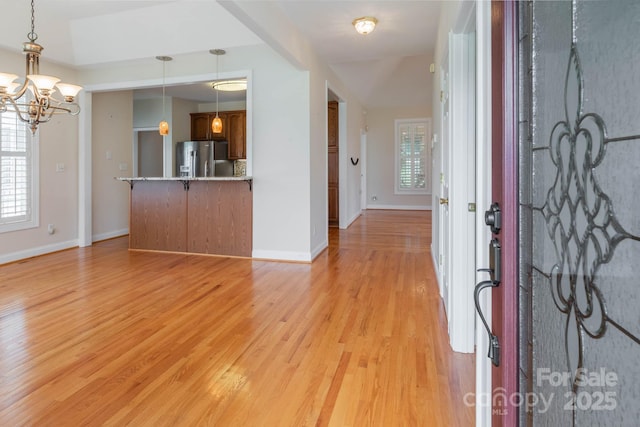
(0, 73, 19, 90)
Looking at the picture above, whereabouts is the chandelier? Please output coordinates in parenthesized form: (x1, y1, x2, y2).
(0, 0, 82, 134)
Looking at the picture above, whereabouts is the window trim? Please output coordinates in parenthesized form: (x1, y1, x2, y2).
(394, 118, 431, 195)
(0, 113, 39, 234)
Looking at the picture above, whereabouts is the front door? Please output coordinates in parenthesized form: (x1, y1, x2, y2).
(488, 1, 519, 425)
(520, 0, 640, 425)
(490, 0, 640, 425)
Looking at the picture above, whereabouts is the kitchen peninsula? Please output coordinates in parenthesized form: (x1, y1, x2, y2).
(118, 177, 252, 257)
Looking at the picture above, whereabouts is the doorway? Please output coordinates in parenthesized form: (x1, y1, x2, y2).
(438, 3, 477, 355)
(134, 130, 164, 177)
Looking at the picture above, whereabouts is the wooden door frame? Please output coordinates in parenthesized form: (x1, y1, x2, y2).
(491, 0, 519, 425)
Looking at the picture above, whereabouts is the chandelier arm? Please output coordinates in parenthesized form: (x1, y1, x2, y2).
(11, 80, 31, 100)
(46, 101, 80, 116)
(1, 97, 34, 125)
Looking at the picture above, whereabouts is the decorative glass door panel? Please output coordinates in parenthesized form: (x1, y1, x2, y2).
(520, 1, 640, 425)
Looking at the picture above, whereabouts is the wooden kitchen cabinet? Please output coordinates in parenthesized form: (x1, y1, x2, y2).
(128, 179, 252, 257)
(129, 181, 188, 252)
(190, 110, 246, 159)
(226, 111, 246, 160)
(191, 110, 247, 160)
(190, 112, 228, 141)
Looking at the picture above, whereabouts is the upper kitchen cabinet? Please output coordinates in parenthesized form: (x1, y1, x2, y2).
(190, 112, 228, 141)
(190, 110, 246, 159)
(226, 111, 246, 160)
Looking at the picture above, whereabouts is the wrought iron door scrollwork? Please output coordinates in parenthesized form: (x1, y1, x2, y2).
(533, 31, 640, 396)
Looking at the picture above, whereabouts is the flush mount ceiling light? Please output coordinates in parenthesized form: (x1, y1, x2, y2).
(212, 80, 247, 92)
(352, 16, 378, 35)
(0, 0, 83, 134)
(156, 56, 172, 136)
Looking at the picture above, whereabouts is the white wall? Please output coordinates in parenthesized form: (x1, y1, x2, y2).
(366, 107, 432, 210)
(133, 98, 165, 129)
(198, 101, 247, 113)
(79, 44, 317, 260)
(0, 48, 80, 264)
(220, 1, 366, 257)
(91, 91, 133, 241)
(172, 98, 198, 143)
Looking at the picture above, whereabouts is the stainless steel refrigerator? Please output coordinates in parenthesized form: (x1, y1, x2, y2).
(175, 141, 233, 177)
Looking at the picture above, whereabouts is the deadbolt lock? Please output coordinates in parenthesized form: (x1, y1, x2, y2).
(485, 202, 501, 234)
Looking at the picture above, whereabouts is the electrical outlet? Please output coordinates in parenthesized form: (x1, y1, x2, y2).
(55, 163, 65, 172)
(47, 224, 55, 235)
(371, 195, 377, 201)
(119, 162, 128, 171)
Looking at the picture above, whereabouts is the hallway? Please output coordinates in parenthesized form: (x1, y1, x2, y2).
(0, 210, 474, 426)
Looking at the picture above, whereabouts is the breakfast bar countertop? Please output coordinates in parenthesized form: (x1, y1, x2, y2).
(116, 176, 251, 182)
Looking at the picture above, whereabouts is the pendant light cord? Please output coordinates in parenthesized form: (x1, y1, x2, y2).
(216, 53, 219, 117)
(162, 60, 166, 119)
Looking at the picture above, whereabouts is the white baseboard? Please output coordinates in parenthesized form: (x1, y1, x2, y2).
(431, 244, 439, 273)
(252, 249, 313, 263)
(431, 244, 445, 300)
(344, 211, 361, 228)
(366, 204, 432, 211)
(0, 239, 79, 265)
(310, 240, 328, 260)
(92, 228, 129, 243)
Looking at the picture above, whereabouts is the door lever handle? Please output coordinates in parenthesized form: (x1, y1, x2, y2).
(439, 198, 449, 205)
(474, 278, 500, 366)
(474, 238, 502, 366)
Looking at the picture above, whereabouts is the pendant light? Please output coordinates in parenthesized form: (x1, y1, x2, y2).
(209, 49, 225, 134)
(156, 55, 172, 136)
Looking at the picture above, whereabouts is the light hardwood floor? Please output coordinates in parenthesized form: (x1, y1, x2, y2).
(0, 210, 474, 426)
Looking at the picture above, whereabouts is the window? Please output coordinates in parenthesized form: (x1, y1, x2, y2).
(395, 118, 431, 194)
(0, 110, 38, 232)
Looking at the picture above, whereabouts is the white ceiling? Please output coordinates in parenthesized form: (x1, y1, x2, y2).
(0, 0, 443, 107)
(276, 1, 441, 65)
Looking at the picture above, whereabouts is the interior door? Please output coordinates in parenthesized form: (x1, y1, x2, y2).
(328, 100, 339, 227)
(439, 60, 451, 314)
